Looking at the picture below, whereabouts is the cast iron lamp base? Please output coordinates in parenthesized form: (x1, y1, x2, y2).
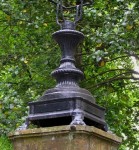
(26, 28, 108, 131)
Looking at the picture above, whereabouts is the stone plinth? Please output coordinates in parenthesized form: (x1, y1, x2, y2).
(9, 125, 122, 150)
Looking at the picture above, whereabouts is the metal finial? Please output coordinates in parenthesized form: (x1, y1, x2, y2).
(49, 0, 94, 30)
(56, 0, 84, 29)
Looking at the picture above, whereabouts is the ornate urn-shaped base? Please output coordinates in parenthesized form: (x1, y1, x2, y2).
(27, 26, 107, 131)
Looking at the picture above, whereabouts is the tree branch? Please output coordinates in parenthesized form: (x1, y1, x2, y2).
(84, 69, 139, 82)
(87, 76, 139, 90)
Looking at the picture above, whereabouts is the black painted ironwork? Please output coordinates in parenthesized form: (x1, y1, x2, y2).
(26, 0, 108, 131)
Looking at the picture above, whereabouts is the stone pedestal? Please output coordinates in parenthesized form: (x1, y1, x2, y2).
(9, 125, 122, 150)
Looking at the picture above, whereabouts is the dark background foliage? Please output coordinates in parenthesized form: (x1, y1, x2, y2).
(0, 0, 138, 149)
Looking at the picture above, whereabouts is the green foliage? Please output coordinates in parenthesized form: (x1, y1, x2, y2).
(0, 0, 138, 149)
(0, 136, 13, 150)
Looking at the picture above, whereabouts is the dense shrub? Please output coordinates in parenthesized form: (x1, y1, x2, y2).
(0, 136, 13, 150)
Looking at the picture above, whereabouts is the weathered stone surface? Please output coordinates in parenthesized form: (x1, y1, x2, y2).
(9, 125, 122, 150)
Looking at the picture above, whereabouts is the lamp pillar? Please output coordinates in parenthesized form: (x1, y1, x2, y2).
(9, 1, 122, 150)
(27, 1, 107, 130)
